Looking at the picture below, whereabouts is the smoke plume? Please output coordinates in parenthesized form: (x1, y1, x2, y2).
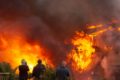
(0, 0, 120, 79)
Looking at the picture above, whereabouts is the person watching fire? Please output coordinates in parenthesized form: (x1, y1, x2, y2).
(55, 61, 70, 80)
(32, 59, 46, 80)
(18, 59, 29, 80)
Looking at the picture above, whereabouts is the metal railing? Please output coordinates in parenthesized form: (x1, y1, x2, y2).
(0, 73, 10, 80)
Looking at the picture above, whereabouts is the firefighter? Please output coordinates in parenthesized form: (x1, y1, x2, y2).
(55, 61, 70, 80)
(18, 59, 29, 80)
(32, 59, 46, 80)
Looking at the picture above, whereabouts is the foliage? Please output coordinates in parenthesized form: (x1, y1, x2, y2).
(0, 62, 56, 80)
(0, 62, 72, 80)
(44, 67, 56, 80)
(0, 62, 16, 80)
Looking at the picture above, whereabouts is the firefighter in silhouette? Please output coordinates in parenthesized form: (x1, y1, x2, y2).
(55, 61, 70, 80)
(18, 59, 29, 80)
(32, 59, 46, 80)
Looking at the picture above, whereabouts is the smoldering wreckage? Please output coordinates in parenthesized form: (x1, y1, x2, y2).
(0, 0, 120, 80)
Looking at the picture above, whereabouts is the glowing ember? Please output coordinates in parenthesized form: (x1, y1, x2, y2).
(117, 27, 120, 31)
(67, 32, 95, 72)
(91, 29, 108, 36)
(0, 34, 53, 72)
(87, 21, 120, 37)
(87, 24, 103, 29)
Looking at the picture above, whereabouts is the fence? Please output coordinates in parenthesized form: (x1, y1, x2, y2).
(0, 73, 10, 80)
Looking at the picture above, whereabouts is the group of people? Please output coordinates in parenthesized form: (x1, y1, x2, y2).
(18, 59, 70, 80)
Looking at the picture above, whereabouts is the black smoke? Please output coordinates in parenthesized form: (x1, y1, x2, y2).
(0, 0, 120, 67)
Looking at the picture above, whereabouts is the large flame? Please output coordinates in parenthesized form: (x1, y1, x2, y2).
(0, 34, 53, 72)
(67, 32, 95, 72)
(68, 22, 120, 73)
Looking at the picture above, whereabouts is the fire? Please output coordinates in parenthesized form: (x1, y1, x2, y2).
(87, 24, 103, 29)
(117, 27, 120, 31)
(67, 32, 95, 72)
(88, 21, 120, 36)
(68, 22, 120, 73)
(90, 28, 108, 36)
(0, 34, 53, 72)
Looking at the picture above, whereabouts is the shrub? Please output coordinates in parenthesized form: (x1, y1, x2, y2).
(0, 62, 16, 80)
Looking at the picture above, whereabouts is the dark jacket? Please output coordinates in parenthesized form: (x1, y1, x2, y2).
(19, 65, 29, 80)
(32, 64, 46, 79)
(56, 66, 70, 80)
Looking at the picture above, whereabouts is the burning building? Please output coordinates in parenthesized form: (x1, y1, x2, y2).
(0, 0, 120, 80)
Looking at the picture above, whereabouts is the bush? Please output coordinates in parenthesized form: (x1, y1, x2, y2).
(0, 62, 16, 80)
(44, 67, 56, 80)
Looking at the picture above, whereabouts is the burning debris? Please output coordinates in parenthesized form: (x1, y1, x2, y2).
(67, 32, 95, 73)
(0, 22, 119, 80)
(0, 0, 120, 80)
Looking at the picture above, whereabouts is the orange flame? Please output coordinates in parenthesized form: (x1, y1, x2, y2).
(117, 27, 120, 31)
(0, 34, 53, 72)
(68, 22, 119, 73)
(87, 24, 103, 29)
(67, 32, 95, 72)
